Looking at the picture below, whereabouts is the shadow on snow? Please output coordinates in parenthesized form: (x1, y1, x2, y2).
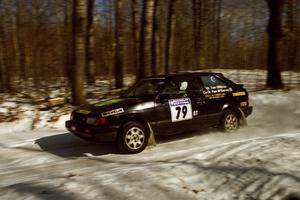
(35, 129, 212, 158)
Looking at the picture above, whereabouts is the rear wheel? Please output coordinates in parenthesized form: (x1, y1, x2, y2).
(220, 111, 239, 132)
(118, 121, 149, 153)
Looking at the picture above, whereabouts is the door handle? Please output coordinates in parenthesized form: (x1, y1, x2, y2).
(196, 100, 206, 104)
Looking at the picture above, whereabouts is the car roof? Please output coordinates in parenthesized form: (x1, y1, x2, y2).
(144, 72, 223, 80)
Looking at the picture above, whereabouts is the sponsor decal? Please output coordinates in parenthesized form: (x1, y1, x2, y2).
(168, 98, 193, 122)
(94, 99, 124, 107)
(216, 85, 228, 89)
(203, 85, 232, 95)
(205, 93, 226, 99)
(101, 108, 124, 117)
(233, 92, 246, 97)
(77, 109, 91, 115)
(193, 110, 198, 117)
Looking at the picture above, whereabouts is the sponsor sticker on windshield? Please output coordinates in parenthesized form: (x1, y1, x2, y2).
(101, 108, 124, 117)
(94, 99, 124, 107)
(77, 109, 91, 115)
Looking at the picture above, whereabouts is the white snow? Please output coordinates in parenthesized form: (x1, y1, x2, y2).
(0, 107, 8, 113)
(52, 114, 70, 129)
(0, 85, 299, 199)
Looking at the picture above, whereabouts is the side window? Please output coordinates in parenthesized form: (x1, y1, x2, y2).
(163, 77, 200, 93)
(200, 75, 227, 88)
(135, 80, 165, 96)
(124, 79, 165, 98)
(200, 75, 233, 96)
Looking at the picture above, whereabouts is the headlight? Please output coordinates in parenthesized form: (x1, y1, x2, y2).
(86, 117, 96, 125)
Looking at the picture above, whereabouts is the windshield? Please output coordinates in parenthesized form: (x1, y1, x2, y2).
(121, 79, 166, 98)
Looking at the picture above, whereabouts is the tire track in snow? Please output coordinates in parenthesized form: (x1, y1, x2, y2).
(0, 130, 300, 199)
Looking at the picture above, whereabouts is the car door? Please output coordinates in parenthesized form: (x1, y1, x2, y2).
(153, 75, 207, 135)
(198, 75, 234, 125)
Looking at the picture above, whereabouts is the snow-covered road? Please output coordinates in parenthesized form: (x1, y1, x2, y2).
(0, 90, 299, 200)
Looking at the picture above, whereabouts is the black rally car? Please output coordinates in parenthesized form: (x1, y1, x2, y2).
(66, 72, 252, 153)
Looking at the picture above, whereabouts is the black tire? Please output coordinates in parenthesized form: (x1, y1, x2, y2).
(220, 110, 240, 132)
(117, 121, 149, 153)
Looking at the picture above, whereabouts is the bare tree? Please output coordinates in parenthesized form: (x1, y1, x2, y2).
(131, 0, 139, 74)
(86, 0, 95, 84)
(71, 0, 86, 105)
(0, 0, 6, 92)
(151, 0, 158, 75)
(138, 0, 156, 79)
(286, 0, 296, 71)
(15, 0, 26, 82)
(215, 0, 222, 67)
(165, 0, 176, 74)
(63, 0, 73, 81)
(115, 0, 124, 88)
(0, 0, 13, 92)
(266, 0, 284, 89)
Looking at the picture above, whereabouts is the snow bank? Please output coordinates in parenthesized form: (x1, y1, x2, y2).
(246, 89, 300, 135)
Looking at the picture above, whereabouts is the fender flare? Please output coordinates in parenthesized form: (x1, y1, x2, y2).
(118, 114, 152, 135)
(221, 103, 247, 126)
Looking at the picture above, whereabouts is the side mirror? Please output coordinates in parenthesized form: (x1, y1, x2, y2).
(156, 93, 170, 103)
(237, 84, 244, 88)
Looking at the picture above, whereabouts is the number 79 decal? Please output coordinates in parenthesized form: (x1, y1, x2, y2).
(169, 98, 193, 122)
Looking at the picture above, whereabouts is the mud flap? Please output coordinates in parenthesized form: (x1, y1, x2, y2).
(147, 122, 156, 146)
(238, 107, 248, 126)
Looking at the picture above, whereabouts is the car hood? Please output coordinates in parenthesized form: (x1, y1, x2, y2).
(76, 98, 145, 115)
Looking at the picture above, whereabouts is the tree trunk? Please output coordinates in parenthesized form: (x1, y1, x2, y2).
(12, 0, 22, 81)
(15, 1, 27, 82)
(266, 0, 284, 89)
(138, 0, 155, 79)
(131, 0, 139, 74)
(193, 0, 203, 68)
(193, 0, 199, 68)
(215, 0, 222, 68)
(1, 1, 12, 92)
(286, 0, 296, 71)
(0, 17, 6, 92)
(71, 0, 86, 105)
(64, 1, 72, 80)
(115, 0, 124, 88)
(165, 0, 176, 74)
(0, 0, 4, 92)
(151, 0, 158, 76)
(86, 0, 95, 84)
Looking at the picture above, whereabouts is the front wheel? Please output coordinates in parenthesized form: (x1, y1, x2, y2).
(220, 111, 240, 132)
(118, 121, 149, 153)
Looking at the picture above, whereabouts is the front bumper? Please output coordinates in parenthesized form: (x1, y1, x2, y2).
(242, 106, 253, 117)
(65, 120, 118, 142)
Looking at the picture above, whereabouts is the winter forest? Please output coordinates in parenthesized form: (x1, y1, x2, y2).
(0, 0, 299, 105)
(0, 1, 300, 199)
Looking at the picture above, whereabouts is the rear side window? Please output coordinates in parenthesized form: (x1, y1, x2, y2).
(200, 75, 227, 87)
(199, 75, 233, 95)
